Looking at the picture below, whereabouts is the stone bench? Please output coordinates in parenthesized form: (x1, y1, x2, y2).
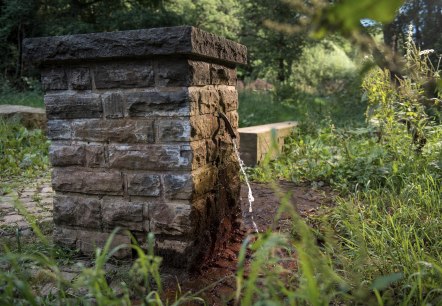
(0, 105, 46, 129)
(238, 121, 297, 166)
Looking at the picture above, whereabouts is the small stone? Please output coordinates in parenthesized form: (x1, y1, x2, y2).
(3, 214, 25, 223)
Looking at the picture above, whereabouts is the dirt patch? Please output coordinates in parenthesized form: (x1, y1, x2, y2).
(161, 180, 336, 305)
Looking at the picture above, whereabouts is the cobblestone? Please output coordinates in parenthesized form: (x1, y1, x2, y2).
(0, 177, 54, 237)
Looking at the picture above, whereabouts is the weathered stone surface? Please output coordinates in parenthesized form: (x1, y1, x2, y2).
(49, 144, 105, 167)
(193, 166, 217, 195)
(0, 105, 46, 130)
(190, 114, 218, 140)
(102, 198, 143, 231)
(191, 140, 207, 169)
(108, 144, 191, 170)
(54, 227, 131, 258)
(218, 87, 238, 112)
(26, 26, 244, 268)
(126, 90, 189, 117)
(69, 67, 91, 90)
(52, 168, 123, 195)
(156, 59, 210, 86)
(210, 64, 236, 85)
(102, 92, 124, 118)
(94, 61, 154, 89)
(23, 26, 247, 66)
(150, 202, 192, 235)
(188, 86, 220, 115)
(163, 174, 193, 200)
(127, 173, 161, 196)
(46, 120, 71, 140)
(157, 119, 191, 142)
(41, 67, 67, 91)
(53, 194, 101, 228)
(156, 239, 192, 254)
(72, 119, 154, 143)
(45, 93, 102, 119)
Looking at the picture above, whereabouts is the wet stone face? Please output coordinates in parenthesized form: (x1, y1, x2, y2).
(23, 26, 246, 269)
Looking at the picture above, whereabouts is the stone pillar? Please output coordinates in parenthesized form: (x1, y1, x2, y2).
(23, 26, 246, 268)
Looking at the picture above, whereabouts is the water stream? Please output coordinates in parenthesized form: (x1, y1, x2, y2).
(233, 139, 259, 233)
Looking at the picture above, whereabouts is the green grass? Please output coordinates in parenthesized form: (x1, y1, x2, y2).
(0, 79, 44, 108)
(0, 90, 44, 108)
(0, 119, 50, 193)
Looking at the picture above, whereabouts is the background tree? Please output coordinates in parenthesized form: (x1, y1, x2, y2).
(239, 0, 306, 82)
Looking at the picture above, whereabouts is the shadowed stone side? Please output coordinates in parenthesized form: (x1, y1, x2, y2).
(23, 26, 245, 269)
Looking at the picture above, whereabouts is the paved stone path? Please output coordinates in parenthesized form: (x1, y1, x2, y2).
(0, 177, 53, 237)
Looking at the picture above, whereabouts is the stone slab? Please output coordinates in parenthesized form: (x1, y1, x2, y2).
(238, 121, 297, 167)
(0, 105, 46, 130)
(23, 26, 247, 66)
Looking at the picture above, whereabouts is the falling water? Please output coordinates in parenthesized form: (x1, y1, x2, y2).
(233, 139, 259, 233)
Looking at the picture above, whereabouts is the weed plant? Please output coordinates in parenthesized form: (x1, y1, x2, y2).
(238, 35, 442, 305)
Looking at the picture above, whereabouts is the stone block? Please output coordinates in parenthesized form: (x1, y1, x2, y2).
(149, 202, 192, 236)
(45, 92, 102, 119)
(52, 168, 123, 195)
(219, 86, 238, 112)
(127, 173, 161, 196)
(53, 194, 101, 228)
(210, 64, 236, 85)
(50, 144, 105, 167)
(125, 89, 190, 117)
(238, 121, 297, 166)
(54, 228, 131, 258)
(41, 66, 67, 91)
(156, 59, 210, 86)
(190, 114, 218, 140)
(157, 119, 191, 142)
(163, 174, 193, 200)
(108, 144, 191, 170)
(69, 67, 91, 90)
(46, 120, 71, 140)
(188, 86, 220, 115)
(72, 119, 154, 143)
(102, 92, 124, 118)
(94, 61, 154, 89)
(102, 198, 144, 231)
(49, 144, 85, 166)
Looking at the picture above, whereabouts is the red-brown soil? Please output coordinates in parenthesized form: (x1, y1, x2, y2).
(161, 181, 336, 305)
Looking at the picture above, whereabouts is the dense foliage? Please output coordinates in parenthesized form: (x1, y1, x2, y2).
(1, 0, 442, 304)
